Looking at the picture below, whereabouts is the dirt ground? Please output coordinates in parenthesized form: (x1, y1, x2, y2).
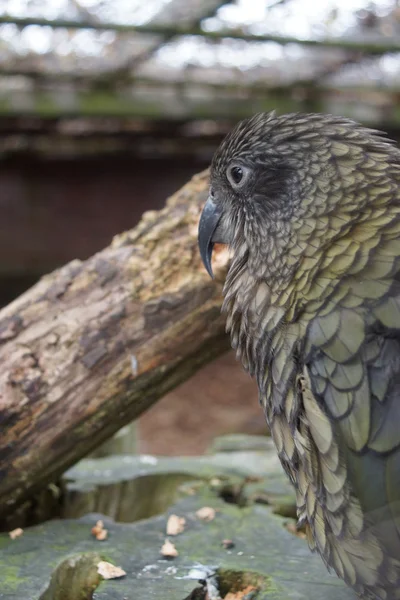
(138, 351, 268, 455)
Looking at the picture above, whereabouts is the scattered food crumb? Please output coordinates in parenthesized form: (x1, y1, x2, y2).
(96, 529, 108, 541)
(221, 539, 235, 549)
(209, 477, 222, 487)
(166, 514, 186, 536)
(91, 520, 108, 541)
(91, 519, 103, 535)
(285, 521, 307, 539)
(160, 539, 178, 558)
(196, 506, 216, 522)
(8, 528, 23, 540)
(224, 585, 257, 599)
(97, 560, 126, 580)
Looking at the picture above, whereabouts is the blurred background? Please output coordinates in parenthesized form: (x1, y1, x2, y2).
(1, 0, 399, 456)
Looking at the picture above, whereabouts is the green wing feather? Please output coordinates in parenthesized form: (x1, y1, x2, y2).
(305, 276, 400, 596)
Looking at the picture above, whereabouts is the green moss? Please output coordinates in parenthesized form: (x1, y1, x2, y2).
(40, 552, 102, 600)
(1, 565, 26, 591)
(217, 568, 270, 596)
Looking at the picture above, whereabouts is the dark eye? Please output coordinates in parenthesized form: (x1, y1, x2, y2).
(230, 166, 243, 183)
(226, 164, 250, 189)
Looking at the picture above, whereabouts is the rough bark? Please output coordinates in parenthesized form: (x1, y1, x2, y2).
(0, 169, 231, 517)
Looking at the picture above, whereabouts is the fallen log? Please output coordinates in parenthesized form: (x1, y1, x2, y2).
(0, 169, 231, 517)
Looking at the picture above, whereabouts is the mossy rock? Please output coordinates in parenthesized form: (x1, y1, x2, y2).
(0, 484, 352, 599)
(62, 439, 293, 522)
(0, 436, 353, 598)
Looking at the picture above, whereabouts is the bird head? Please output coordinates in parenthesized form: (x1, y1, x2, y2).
(198, 112, 399, 294)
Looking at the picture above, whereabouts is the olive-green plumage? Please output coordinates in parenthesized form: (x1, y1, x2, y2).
(198, 112, 400, 599)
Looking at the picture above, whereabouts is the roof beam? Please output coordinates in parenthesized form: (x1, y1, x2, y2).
(0, 15, 399, 54)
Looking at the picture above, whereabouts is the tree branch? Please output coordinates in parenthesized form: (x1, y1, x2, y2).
(0, 169, 231, 517)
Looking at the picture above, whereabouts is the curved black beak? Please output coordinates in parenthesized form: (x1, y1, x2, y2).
(198, 196, 222, 278)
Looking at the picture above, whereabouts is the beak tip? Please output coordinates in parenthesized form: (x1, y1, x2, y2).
(198, 196, 222, 279)
(200, 240, 215, 279)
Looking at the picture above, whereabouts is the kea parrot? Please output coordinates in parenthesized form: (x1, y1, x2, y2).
(198, 112, 400, 599)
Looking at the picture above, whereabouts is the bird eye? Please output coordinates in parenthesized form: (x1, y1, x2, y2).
(226, 164, 249, 189)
